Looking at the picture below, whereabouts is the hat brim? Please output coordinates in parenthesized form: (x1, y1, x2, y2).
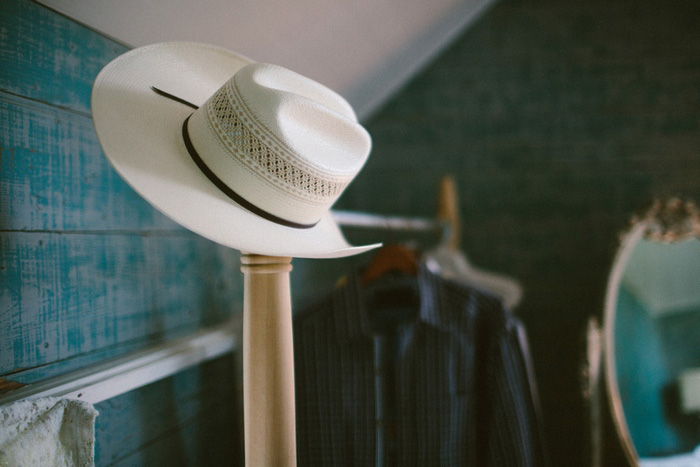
(92, 42, 379, 259)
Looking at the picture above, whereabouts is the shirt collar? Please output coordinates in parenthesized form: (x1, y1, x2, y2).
(333, 261, 459, 342)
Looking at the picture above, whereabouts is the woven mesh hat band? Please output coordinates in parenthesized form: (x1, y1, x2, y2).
(149, 86, 328, 227)
(181, 115, 318, 229)
(205, 79, 350, 203)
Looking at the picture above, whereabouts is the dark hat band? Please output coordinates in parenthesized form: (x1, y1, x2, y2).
(182, 115, 318, 230)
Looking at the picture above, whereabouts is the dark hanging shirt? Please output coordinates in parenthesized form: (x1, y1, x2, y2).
(293, 263, 546, 466)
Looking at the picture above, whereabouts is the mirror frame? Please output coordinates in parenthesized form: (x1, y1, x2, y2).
(603, 218, 645, 465)
(603, 199, 700, 465)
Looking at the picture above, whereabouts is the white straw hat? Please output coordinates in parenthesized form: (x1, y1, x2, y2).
(91, 42, 380, 258)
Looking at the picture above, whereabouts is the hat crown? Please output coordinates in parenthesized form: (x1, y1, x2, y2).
(188, 63, 371, 225)
(237, 63, 356, 121)
(232, 63, 370, 178)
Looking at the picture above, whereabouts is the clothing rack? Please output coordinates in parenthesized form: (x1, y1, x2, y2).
(333, 209, 447, 235)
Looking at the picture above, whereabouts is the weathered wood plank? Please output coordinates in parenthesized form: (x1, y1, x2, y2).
(0, 231, 241, 380)
(0, 92, 180, 231)
(94, 355, 243, 466)
(0, 0, 126, 114)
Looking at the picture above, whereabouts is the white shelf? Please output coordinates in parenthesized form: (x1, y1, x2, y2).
(0, 319, 239, 406)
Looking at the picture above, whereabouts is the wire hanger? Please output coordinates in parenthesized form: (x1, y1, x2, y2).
(425, 176, 523, 310)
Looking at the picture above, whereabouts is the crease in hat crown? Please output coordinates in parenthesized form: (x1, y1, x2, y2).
(186, 62, 372, 226)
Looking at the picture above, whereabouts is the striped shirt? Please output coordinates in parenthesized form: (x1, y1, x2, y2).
(294, 263, 546, 466)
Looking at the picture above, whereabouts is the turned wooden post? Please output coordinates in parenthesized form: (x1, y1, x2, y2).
(240, 254, 296, 467)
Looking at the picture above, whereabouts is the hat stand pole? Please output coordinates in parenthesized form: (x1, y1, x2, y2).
(240, 253, 297, 467)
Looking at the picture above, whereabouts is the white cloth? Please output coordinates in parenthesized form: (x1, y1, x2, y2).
(0, 397, 98, 467)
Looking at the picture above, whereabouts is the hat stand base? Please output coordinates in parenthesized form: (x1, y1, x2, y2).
(240, 254, 297, 467)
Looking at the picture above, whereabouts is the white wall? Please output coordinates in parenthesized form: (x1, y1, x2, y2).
(38, 0, 494, 120)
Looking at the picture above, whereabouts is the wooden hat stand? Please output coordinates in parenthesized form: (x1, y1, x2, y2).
(240, 254, 296, 466)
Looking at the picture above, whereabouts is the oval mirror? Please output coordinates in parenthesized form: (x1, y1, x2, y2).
(604, 199, 700, 466)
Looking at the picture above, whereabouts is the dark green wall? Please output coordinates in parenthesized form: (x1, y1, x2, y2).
(328, 0, 700, 464)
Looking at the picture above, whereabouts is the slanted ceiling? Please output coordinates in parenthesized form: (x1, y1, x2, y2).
(37, 0, 495, 121)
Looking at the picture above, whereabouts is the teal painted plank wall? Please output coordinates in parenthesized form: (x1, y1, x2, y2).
(1, 1, 243, 464)
(331, 0, 700, 465)
(0, 92, 176, 231)
(94, 355, 243, 466)
(0, 0, 118, 114)
(1, 0, 242, 374)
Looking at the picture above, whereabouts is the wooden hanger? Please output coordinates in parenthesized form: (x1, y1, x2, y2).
(360, 243, 419, 285)
(359, 176, 456, 286)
